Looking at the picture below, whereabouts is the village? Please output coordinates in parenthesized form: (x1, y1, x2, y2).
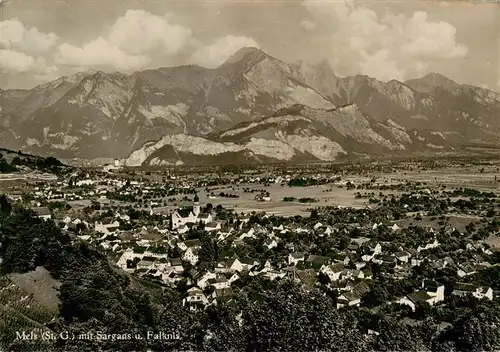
(2, 158, 499, 318)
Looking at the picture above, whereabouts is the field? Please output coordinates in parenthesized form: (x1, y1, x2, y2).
(141, 162, 500, 217)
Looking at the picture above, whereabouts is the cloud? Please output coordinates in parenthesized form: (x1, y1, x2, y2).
(107, 10, 193, 56)
(0, 19, 58, 53)
(2, 10, 259, 79)
(303, 0, 468, 81)
(55, 38, 150, 71)
(0, 20, 58, 74)
(0, 49, 57, 74)
(191, 35, 260, 68)
(300, 20, 316, 31)
(55, 10, 194, 71)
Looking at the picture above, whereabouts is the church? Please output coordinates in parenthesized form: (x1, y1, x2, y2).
(171, 194, 204, 230)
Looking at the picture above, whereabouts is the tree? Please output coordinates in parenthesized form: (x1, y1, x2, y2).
(310, 209, 319, 220)
(0, 194, 12, 216)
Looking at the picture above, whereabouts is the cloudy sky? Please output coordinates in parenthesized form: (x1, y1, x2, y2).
(0, 0, 499, 90)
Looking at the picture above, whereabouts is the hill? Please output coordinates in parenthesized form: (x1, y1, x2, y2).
(0, 148, 69, 174)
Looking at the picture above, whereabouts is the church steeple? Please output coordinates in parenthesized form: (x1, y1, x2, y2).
(193, 194, 200, 217)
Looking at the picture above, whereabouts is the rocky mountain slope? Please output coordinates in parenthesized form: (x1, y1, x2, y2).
(124, 104, 466, 166)
(1, 47, 499, 163)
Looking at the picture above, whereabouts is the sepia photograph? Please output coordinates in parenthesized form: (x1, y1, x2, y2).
(0, 0, 499, 350)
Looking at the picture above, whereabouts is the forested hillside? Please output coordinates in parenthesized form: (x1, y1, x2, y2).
(0, 148, 68, 174)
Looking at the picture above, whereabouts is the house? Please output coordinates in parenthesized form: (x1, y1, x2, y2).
(205, 222, 222, 232)
(294, 269, 317, 291)
(228, 272, 240, 284)
(395, 251, 410, 264)
(337, 292, 361, 309)
(183, 287, 209, 311)
(162, 271, 183, 284)
(95, 220, 120, 235)
(170, 258, 184, 273)
(361, 268, 373, 280)
(32, 207, 51, 220)
(221, 258, 243, 273)
(263, 238, 278, 250)
(197, 272, 217, 289)
(353, 282, 371, 297)
(354, 262, 367, 270)
(452, 283, 493, 301)
(411, 257, 423, 267)
(421, 280, 445, 304)
(322, 263, 345, 282)
(136, 260, 155, 270)
(361, 244, 382, 261)
(288, 252, 305, 266)
(457, 264, 477, 277)
(212, 287, 234, 301)
(417, 239, 440, 252)
(183, 247, 199, 265)
(208, 276, 230, 290)
(262, 270, 286, 281)
(370, 243, 382, 255)
(398, 291, 436, 312)
(350, 269, 365, 280)
(184, 239, 202, 249)
(306, 255, 330, 269)
(240, 258, 259, 271)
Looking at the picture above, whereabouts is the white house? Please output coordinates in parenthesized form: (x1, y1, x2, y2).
(417, 239, 440, 252)
(398, 292, 435, 312)
(94, 220, 120, 235)
(183, 287, 209, 311)
(264, 238, 278, 250)
(210, 276, 231, 290)
(322, 263, 345, 282)
(228, 273, 240, 284)
(395, 251, 410, 264)
(457, 264, 477, 277)
(205, 222, 222, 232)
(421, 280, 445, 305)
(183, 247, 199, 265)
(453, 283, 493, 301)
(197, 272, 217, 289)
(262, 270, 286, 281)
(288, 252, 305, 266)
(337, 292, 361, 309)
(398, 281, 445, 313)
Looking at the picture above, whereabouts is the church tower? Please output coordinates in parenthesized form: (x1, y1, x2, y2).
(193, 194, 201, 217)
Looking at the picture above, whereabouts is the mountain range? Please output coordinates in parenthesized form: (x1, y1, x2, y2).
(1, 47, 499, 166)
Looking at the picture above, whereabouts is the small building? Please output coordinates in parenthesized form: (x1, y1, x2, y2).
(398, 291, 435, 312)
(452, 283, 493, 301)
(288, 252, 305, 266)
(32, 207, 51, 220)
(337, 292, 361, 309)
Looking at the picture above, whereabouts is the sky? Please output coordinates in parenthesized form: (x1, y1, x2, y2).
(0, 0, 499, 90)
